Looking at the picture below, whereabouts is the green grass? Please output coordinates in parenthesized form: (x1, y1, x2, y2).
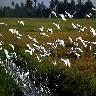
(1, 17, 96, 95)
(0, 17, 96, 33)
(0, 64, 21, 96)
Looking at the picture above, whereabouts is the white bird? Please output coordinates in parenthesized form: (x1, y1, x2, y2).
(39, 26, 44, 32)
(24, 70, 29, 79)
(47, 28, 53, 35)
(61, 58, 71, 67)
(76, 37, 87, 47)
(32, 38, 38, 43)
(69, 37, 73, 43)
(16, 37, 21, 39)
(74, 53, 80, 59)
(57, 39, 65, 47)
(9, 44, 15, 50)
(65, 11, 72, 18)
(91, 42, 96, 45)
(92, 7, 96, 11)
(79, 27, 87, 32)
(40, 32, 49, 37)
(0, 34, 2, 37)
(0, 22, 5, 25)
(4, 49, 10, 59)
(52, 60, 57, 66)
(25, 50, 33, 55)
(75, 48, 83, 53)
(72, 23, 78, 29)
(51, 11, 57, 17)
(36, 54, 41, 62)
(27, 44, 32, 50)
(90, 26, 96, 36)
(18, 21, 24, 26)
(53, 23, 60, 29)
(77, 24, 82, 28)
(0, 41, 2, 46)
(0, 22, 7, 26)
(28, 35, 33, 40)
(59, 14, 66, 21)
(86, 13, 92, 18)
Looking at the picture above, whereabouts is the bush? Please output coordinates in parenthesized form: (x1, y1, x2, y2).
(0, 64, 22, 96)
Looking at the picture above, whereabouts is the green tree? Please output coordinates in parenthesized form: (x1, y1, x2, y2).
(34, 0, 37, 7)
(26, 0, 33, 8)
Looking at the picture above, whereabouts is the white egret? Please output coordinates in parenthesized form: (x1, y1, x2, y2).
(72, 23, 78, 29)
(51, 11, 57, 17)
(92, 7, 96, 11)
(9, 44, 15, 50)
(18, 20, 24, 26)
(40, 32, 49, 37)
(47, 28, 53, 35)
(59, 14, 66, 21)
(53, 23, 60, 29)
(39, 26, 44, 32)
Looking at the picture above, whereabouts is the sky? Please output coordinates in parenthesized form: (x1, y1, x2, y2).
(0, 0, 96, 8)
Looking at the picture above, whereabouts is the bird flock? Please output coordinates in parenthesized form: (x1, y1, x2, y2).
(0, 7, 96, 96)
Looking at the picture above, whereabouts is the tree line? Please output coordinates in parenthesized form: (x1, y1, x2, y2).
(0, 0, 96, 18)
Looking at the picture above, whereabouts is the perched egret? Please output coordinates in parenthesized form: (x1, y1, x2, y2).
(53, 23, 60, 29)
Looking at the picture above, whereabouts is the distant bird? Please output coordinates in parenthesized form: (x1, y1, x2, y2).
(92, 7, 96, 11)
(18, 20, 24, 26)
(90, 26, 96, 36)
(61, 58, 71, 67)
(65, 11, 76, 19)
(47, 28, 53, 35)
(68, 37, 73, 44)
(16, 36, 22, 39)
(53, 23, 60, 29)
(76, 37, 87, 47)
(52, 60, 57, 66)
(56, 39, 65, 47)
(91, 42, 96, 45)
(0, 34, 2, 37)
(40, 32, 49, 37)
(28, 35, 33, 40)
(79, 27, 87, 32)
(51, 11, 57, 17)
(74, 53, 80, 59)
(86, 13, 92, 18)
(4, 49, 10, 59)
(0, 22, 7, 26)
(59, 14, 66, 21)
(9, 44, 15, 50)
(39, 26, 44, 32)
(72, 23, 78, 29)
(76, 24, 82, 28)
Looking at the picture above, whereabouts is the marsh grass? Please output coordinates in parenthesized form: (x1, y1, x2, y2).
(1, 18, 96, 95)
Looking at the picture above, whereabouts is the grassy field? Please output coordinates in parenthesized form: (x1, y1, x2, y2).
(0, 18, 96, 95)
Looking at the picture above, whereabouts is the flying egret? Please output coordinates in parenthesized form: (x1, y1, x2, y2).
(92, 7, 96, 11)
(59, 14, 66, 21)
(51, 11, 57, 17)
(86, 13, 92, 18)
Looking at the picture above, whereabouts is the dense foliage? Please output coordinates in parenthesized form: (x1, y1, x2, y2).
(0, 0, 96, 18)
